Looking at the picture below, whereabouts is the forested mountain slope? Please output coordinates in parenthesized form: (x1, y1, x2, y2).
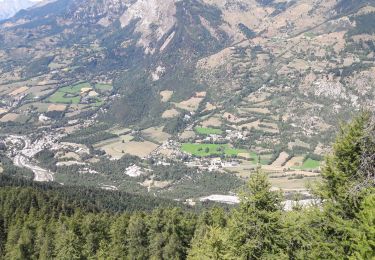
(0, 174, 182, 212)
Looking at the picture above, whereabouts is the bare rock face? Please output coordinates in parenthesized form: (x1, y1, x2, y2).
(119, 0, 177, 52)
(0, 0, 35, 20)
(68, 0, 129, 24)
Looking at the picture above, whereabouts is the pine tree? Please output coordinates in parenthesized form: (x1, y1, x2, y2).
(54, 222, 83, 260)
(108, 214, 130, 259)
(126, 214, 149, 260)
(0, 216, 6, 256)
(320, 113, 372, 216)
(148, 209, 166, 260)
(188, 225, 229, 260)
(188, 207, 229, 259)
(162, 232, 184, 259)
(4, 223, 22, 259)
(81, 214, 110, 258)
(96, 239, 111, 259)
(349, 192, 375, 259)
(226, 171, 285, 259)
(310, 113, 375, 258)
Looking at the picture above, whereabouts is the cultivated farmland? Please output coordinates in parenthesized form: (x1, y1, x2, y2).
(48, 91, 81, 104)
(194, 127, 223, 135)
(292, 158, 320, 170)
(181, 143, 252, 157)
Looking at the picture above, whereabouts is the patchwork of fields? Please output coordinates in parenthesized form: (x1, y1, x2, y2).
(47, 82, 108, 105)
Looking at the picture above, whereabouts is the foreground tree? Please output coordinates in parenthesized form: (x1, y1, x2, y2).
(188, 208, 229, 259)
(320, 113, 374, 215)
(312, 113, 375, 258)
(126, 213, 149, 259)
(226, 171, 285, 259)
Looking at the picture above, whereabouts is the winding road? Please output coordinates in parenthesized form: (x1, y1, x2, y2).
(7, 135, 55, 182)
(14, 154, 54, 182)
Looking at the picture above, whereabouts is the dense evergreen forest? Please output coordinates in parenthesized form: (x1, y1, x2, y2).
(0, 114, 374, 259)
(0, 175, 183, 212)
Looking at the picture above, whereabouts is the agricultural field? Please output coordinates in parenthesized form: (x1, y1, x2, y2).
(181, 143, 254, 158)
(93, 134, 134, 149)
(174, 95, 205, 112)
(47, 82, 85, 104)
(141, 127, 171, 144)
(108, 127, 131, 135)
(162, 108, 180, 118)
(200, 116, 222, 127)
(46, 82, 105, 106)
(0, 113, 19, 122)
(225, 160, 257, 177)
(258, 154, 273, 165)
(95, 83, 112, 92)
(25, 85, 55, 98)
(180, 130, 196, 140)
(94, 134, 158, 159)
(271, 152, 290, 167)
(48, 90, 81, 104)
(60, 82, 91, 93)
(160, 90, 174, 102)
(292, 158, 321, 170)
(194, 127, 223, 135)
(16, 103, 50, 113)
(90, 98, 104, 107)
(284, 156, 305, 168)
(48, 104, 67, 112)
(9, 86, 29, 96)
(269, 176, 320, 191)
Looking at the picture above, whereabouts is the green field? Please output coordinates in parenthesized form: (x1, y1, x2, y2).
(195, 127, 223, 135)
(47, 82, 99, 104)
(91, 98, 104, 107)
(95, 83, 113, 91)
(181, 143, 250, 157)
(48, 92, 80, 104)
(293, 158, 321, 170)
(259, 154, 273, 165)
(59, 82, 91, 94)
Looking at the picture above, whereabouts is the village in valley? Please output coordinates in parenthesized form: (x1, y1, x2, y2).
(0, 70, 326, 205)
(0, 87, 322, 205)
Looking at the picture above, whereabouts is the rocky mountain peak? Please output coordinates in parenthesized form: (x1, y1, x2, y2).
(119, 0, 177, 52)
(0, 0, 37, 20)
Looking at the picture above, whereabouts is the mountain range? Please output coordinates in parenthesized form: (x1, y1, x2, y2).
(1, 0, 374, 148)
(0, 0, 374, 196)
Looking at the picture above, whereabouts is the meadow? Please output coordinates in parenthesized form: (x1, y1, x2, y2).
(181, 143, 253, 158)
(47, 82, 91, 104)
(95, 83, 113, 92)
(59, 82, 91, 93)
(48, 92, 81, 104)
(194, 127, 223, 135)
(292, 158, 320, 170)
(47, 82, 105, 105)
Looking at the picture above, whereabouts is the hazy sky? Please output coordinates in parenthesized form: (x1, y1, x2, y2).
(0, 0, 43, 2)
